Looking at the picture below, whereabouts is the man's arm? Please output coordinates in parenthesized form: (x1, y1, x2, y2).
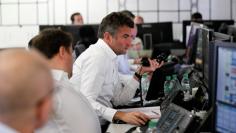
(71, 53, 118, 122)
(112, 59, 163, 106)
(113, 111, 150, 126)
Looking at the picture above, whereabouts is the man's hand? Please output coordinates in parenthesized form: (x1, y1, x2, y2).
(140, 59, 164, 74)
(113, 111, 150, 126)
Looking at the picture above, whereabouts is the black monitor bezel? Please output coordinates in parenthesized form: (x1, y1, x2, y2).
(136, 22, 173, 49)
(211, 41, 236, 132)
(39, 24, 99, 47)
(182, 20, 234, 46)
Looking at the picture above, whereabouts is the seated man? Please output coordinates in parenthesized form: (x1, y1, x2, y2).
(70, 12, 163, 131)
(134, 15, 144, 24)
(30, 28, 101, 133)
(0, 49, 54, 133)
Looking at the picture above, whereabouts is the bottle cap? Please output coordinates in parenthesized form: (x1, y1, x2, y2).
(148, 119, 158, 128)
(172, 74, 177, 79)
(166, 76, 171, 80)
(183, 73, 189, 78)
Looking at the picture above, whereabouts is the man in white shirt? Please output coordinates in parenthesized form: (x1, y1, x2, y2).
(0, 49, 54, 133)
(30, 29, 101, 133)
(70, 12, 162, 130)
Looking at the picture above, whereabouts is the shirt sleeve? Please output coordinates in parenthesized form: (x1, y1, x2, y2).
(112, 74, 139, 106)
(71, 53, 117, 122)
(117, 55, 132, 75)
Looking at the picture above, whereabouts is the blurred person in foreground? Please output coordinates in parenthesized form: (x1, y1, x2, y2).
(0, 49, 54, 133)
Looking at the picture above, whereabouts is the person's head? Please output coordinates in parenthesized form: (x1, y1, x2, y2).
(120, 10, 135, 20)
(98, 12, 134, 55)
(70, 12, 84, 25)
(30, 28, 73, 77)
(191, 12, 202, 22)
(134, 16, 144, 24)
(0, 49, 54, 132)
(120, 10, 137, 38)
(131, 37, 143, 51)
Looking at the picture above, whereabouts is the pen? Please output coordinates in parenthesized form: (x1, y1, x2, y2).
(151, 111, 160, 115)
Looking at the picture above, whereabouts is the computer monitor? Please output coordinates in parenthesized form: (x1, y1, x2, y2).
(182, 20, 234, 46)
(145, 62, 176, 101)
(227, 25, 236, 42)
(213, 32, 233, 42)
(200, 28, 213, 88)
(136, 22, 173, 49)
(39, 24, 99, 46)
(212, 42, 236, 132)
(186, 22, 203, 64)
(208, 34, 233, 108)
(195, 28, 213, 71)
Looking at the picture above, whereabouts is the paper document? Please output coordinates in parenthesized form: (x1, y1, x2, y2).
(118, 106, 161, 119)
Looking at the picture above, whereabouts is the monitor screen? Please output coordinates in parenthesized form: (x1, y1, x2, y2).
(214, 43, 236, 132)
(136, 22, 173, 49)
(228, 26, 236, 42)
(39, 24, 99, 47)
(200, 28, 213, 87)
(182, 20, 234, 46)
(213, 32, 233, 42)
(186, 22, 203, 64)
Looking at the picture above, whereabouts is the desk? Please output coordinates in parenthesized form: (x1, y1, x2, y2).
(106, 106, 161, 133)
(106, 124, 136, 133)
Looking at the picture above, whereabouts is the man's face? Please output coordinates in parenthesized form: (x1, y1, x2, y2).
(110, 26, 133, 55)
(73, 15, 83, 25)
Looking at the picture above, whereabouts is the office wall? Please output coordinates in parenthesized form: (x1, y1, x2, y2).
(0, 0, 235, 48)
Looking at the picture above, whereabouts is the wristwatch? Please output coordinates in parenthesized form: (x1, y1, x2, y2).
(134, 72, 142, 79)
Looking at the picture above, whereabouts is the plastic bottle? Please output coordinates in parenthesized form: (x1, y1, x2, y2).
(181, 73, 190, 91)
(181, 73, 192, 101)
(172, 74, 181, 90)
(164, 76, 173, 96)
(146, 119, 158, 133)
(141, 73, 150, 100)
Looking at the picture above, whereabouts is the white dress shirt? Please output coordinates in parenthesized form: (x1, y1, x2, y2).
(0, 123, 19, 133)
(70, 39, 139, 125)
(36, 70, 101, 133)
(117, 54, 133, 75)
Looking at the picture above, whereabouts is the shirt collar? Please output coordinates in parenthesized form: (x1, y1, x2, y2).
(0, 123, 19, 133)
(51, 69, 69, 81)
(97, 39, 117, 61)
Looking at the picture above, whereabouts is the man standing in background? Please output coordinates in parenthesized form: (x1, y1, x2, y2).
(71, 12, 84, 25)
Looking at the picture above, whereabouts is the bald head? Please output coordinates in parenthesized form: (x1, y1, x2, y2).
(0, 49, 53, 115)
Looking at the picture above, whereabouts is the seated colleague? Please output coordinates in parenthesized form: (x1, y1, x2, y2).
(0, 49, 54, 133)
(30, 29, 101, 133)
(134, 15, 144, 24)
(191, 12, 203, 22)
(70, 12, 163, 128)
(70, 12, 84, 25)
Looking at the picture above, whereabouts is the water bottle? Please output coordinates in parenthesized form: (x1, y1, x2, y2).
(141, 73, 150, 100)
(167, 55, 173, 62)
(164, 76, 173, 96)
(181, 73, 192, 101)
(146, 119, 158, 133)
(172, 74, 181, 90)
